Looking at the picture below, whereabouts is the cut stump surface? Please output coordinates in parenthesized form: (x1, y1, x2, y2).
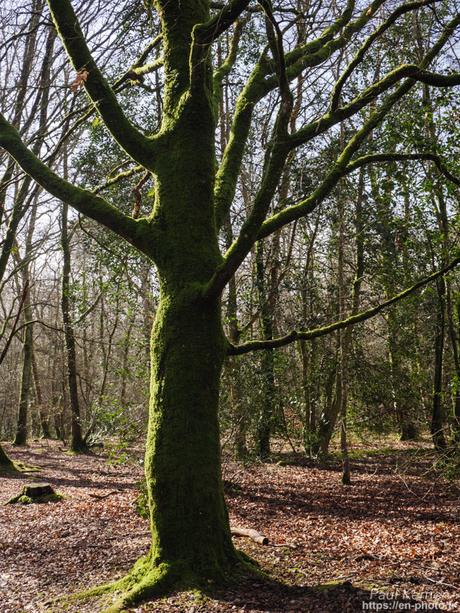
(6, 482, 63, 505)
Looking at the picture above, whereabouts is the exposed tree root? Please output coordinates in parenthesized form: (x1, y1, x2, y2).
(65, 550, 263, 613)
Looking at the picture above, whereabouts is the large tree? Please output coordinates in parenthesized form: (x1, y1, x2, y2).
(1, 0, 460, 609)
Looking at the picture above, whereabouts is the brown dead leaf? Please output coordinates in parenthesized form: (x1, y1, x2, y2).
(70, 68, 89, 92)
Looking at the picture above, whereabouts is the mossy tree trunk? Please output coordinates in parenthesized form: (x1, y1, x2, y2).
(13, 245, 34, 446)
(120, 4, 243, 597)
(142, 289, 239, 588)
(0, 443, 14, 469)
(13, 299, 33, 446)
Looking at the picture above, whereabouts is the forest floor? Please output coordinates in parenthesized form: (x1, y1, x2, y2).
(0, 437, 459, 612)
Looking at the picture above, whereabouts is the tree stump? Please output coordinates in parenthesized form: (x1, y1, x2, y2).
(6, 482, 63, 505)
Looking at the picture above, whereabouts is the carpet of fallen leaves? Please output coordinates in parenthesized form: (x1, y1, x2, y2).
(0, 438, 459, 612)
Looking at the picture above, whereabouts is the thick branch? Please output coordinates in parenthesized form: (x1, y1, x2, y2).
(205, 7, 293, 299)
(196, 0, 251, 44)
(214, 0, 453, 229)
(0, 114, 155, 256)
(46, 0, 158, 169)
(92, 165, 145, 194)
(279, 0, 386, 87)
(213, 0, 359, 229)
(289, 65, 460, 149)
(213, 19, 245, 113)
(258, 14, 460, 238)
(228, 255, 460, 355)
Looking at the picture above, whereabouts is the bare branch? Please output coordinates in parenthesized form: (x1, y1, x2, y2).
(330, 0, 441, 111)
(258, 13, 460, 239)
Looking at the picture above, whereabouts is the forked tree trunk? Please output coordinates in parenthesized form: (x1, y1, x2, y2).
(315, 365, 338, 457)
(111, 7, 246, 593)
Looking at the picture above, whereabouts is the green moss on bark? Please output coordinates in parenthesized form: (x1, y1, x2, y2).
(0, 443, 39, 475)
(0, 443, 14, 468)
(68, 549, 260, 612)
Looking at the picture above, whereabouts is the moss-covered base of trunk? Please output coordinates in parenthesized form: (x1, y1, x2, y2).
(65, 550, 262, 613)
(0, 460, 40, 475)
(0, 443, 40, 475)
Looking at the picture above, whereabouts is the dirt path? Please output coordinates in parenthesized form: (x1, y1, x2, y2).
(0, 440, 459, 612)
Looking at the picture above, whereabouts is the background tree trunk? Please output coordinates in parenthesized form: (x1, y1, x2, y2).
(61, 199, 86, 453)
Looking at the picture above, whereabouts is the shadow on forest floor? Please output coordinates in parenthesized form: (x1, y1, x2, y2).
(199, 574, 448, 612)
(1, 439, 459, 612)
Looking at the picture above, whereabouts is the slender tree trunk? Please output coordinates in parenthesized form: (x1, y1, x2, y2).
(13, 211, 37, 446)
(140, 262, 154, 362)
(13, 282, 33, 446)
(0, 20, 55, 286)
(431, 276, 447, 450)
(316, 364, 339, 457)
(337, 192, 352, 484)
(32, 347, 51, 438)
(452, 296, 460, 440)
(9, 22, 55, 445)
(119, 317, 134, 408)
(419, 80, 451, 449)
(223, 209, 247, 458)
(61, 200, 86, 453)
(299, 213, 320, 457)
(370, 166, 416, 439)
(255, 240, 275, 460)
(300, 337, 317, 456)
(386, 316, 416, 440)
(217, 40, 247, 460)
(50, 342, 63, 440)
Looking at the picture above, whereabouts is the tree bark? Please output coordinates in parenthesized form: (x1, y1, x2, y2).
(0, 443, 14, 469)
(431, 276, 447, 450)
(13, 281, 33, 446)
(139, 288, 240, 595)
(61, 199, 86, 453)
(255, 240, 275, 460)
(32, 346, 51, 438)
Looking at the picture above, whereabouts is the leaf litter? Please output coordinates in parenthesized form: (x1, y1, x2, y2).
(0, 440, 459, 612)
